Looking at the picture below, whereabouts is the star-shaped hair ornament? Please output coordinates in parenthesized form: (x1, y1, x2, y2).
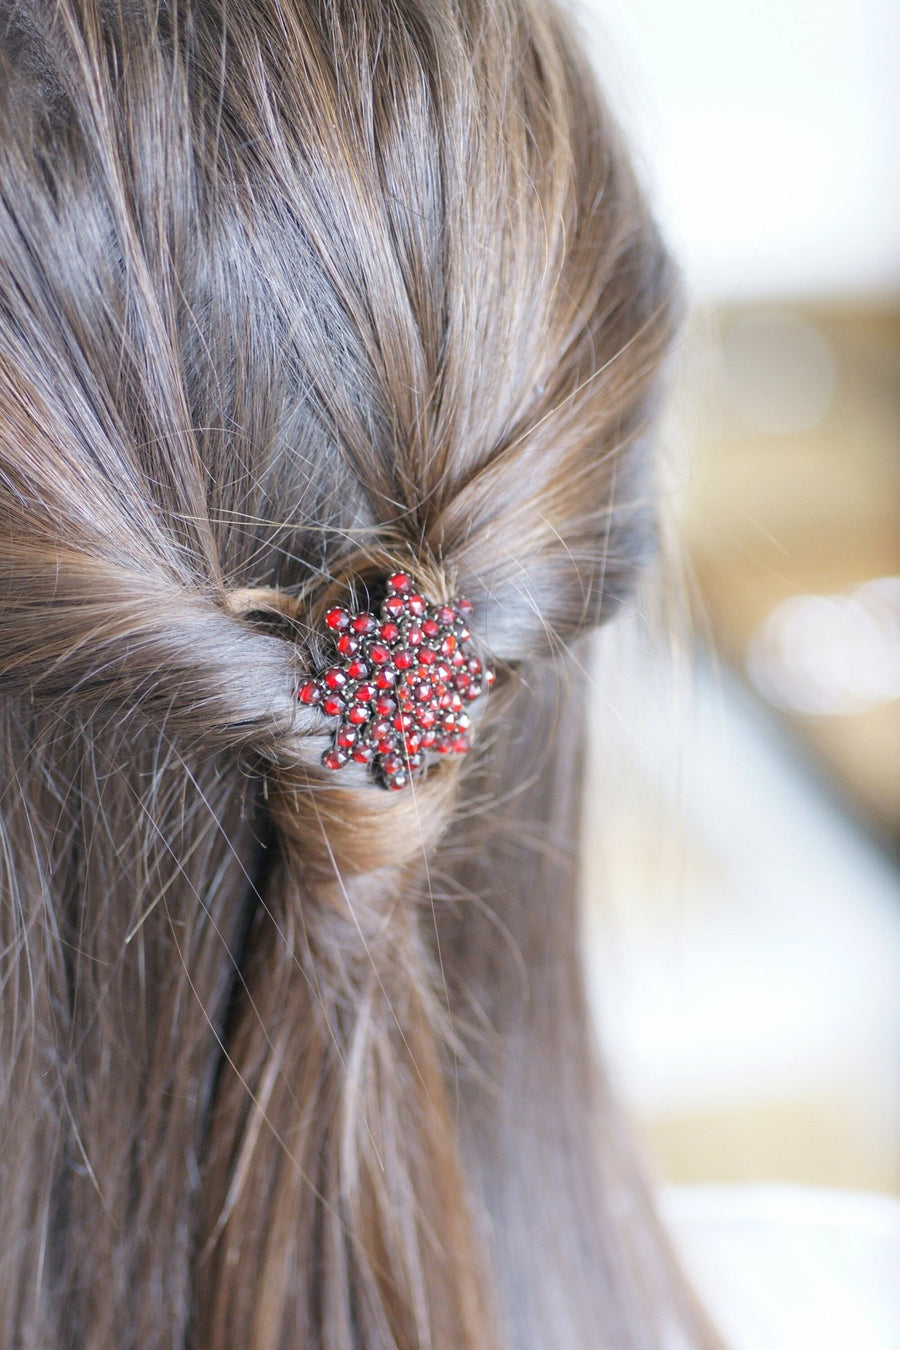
(298, 572, 494, 790)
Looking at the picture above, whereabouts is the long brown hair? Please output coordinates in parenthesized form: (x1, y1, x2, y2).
(0, 1, 720, 1346)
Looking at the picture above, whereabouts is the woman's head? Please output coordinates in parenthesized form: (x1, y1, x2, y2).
(0, 1, 714, 1346)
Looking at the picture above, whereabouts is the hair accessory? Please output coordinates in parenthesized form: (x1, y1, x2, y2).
(298, 573, 494, 791)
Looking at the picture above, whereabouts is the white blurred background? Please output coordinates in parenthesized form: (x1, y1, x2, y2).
(574, 0, 900, 1221)
(578, 0, 900, 304)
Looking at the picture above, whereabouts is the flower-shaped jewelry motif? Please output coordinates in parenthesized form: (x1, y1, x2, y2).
(298, 573, 493, 790)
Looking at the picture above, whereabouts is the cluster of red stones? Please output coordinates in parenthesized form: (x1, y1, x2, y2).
(297, 573, 494, 791)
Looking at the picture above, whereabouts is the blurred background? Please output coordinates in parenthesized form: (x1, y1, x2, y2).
(575, 0, 900, 1229)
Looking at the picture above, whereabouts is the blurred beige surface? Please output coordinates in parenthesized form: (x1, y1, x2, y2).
(583, 646, 900, 1197)
(582, 305, 900, 1199)
(680, 306, 900, 839)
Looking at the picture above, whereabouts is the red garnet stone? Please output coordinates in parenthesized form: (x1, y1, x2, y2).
(299, 574, 493, 790)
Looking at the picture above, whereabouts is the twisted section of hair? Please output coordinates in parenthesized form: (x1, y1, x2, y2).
(0, 1, 721, 1347)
